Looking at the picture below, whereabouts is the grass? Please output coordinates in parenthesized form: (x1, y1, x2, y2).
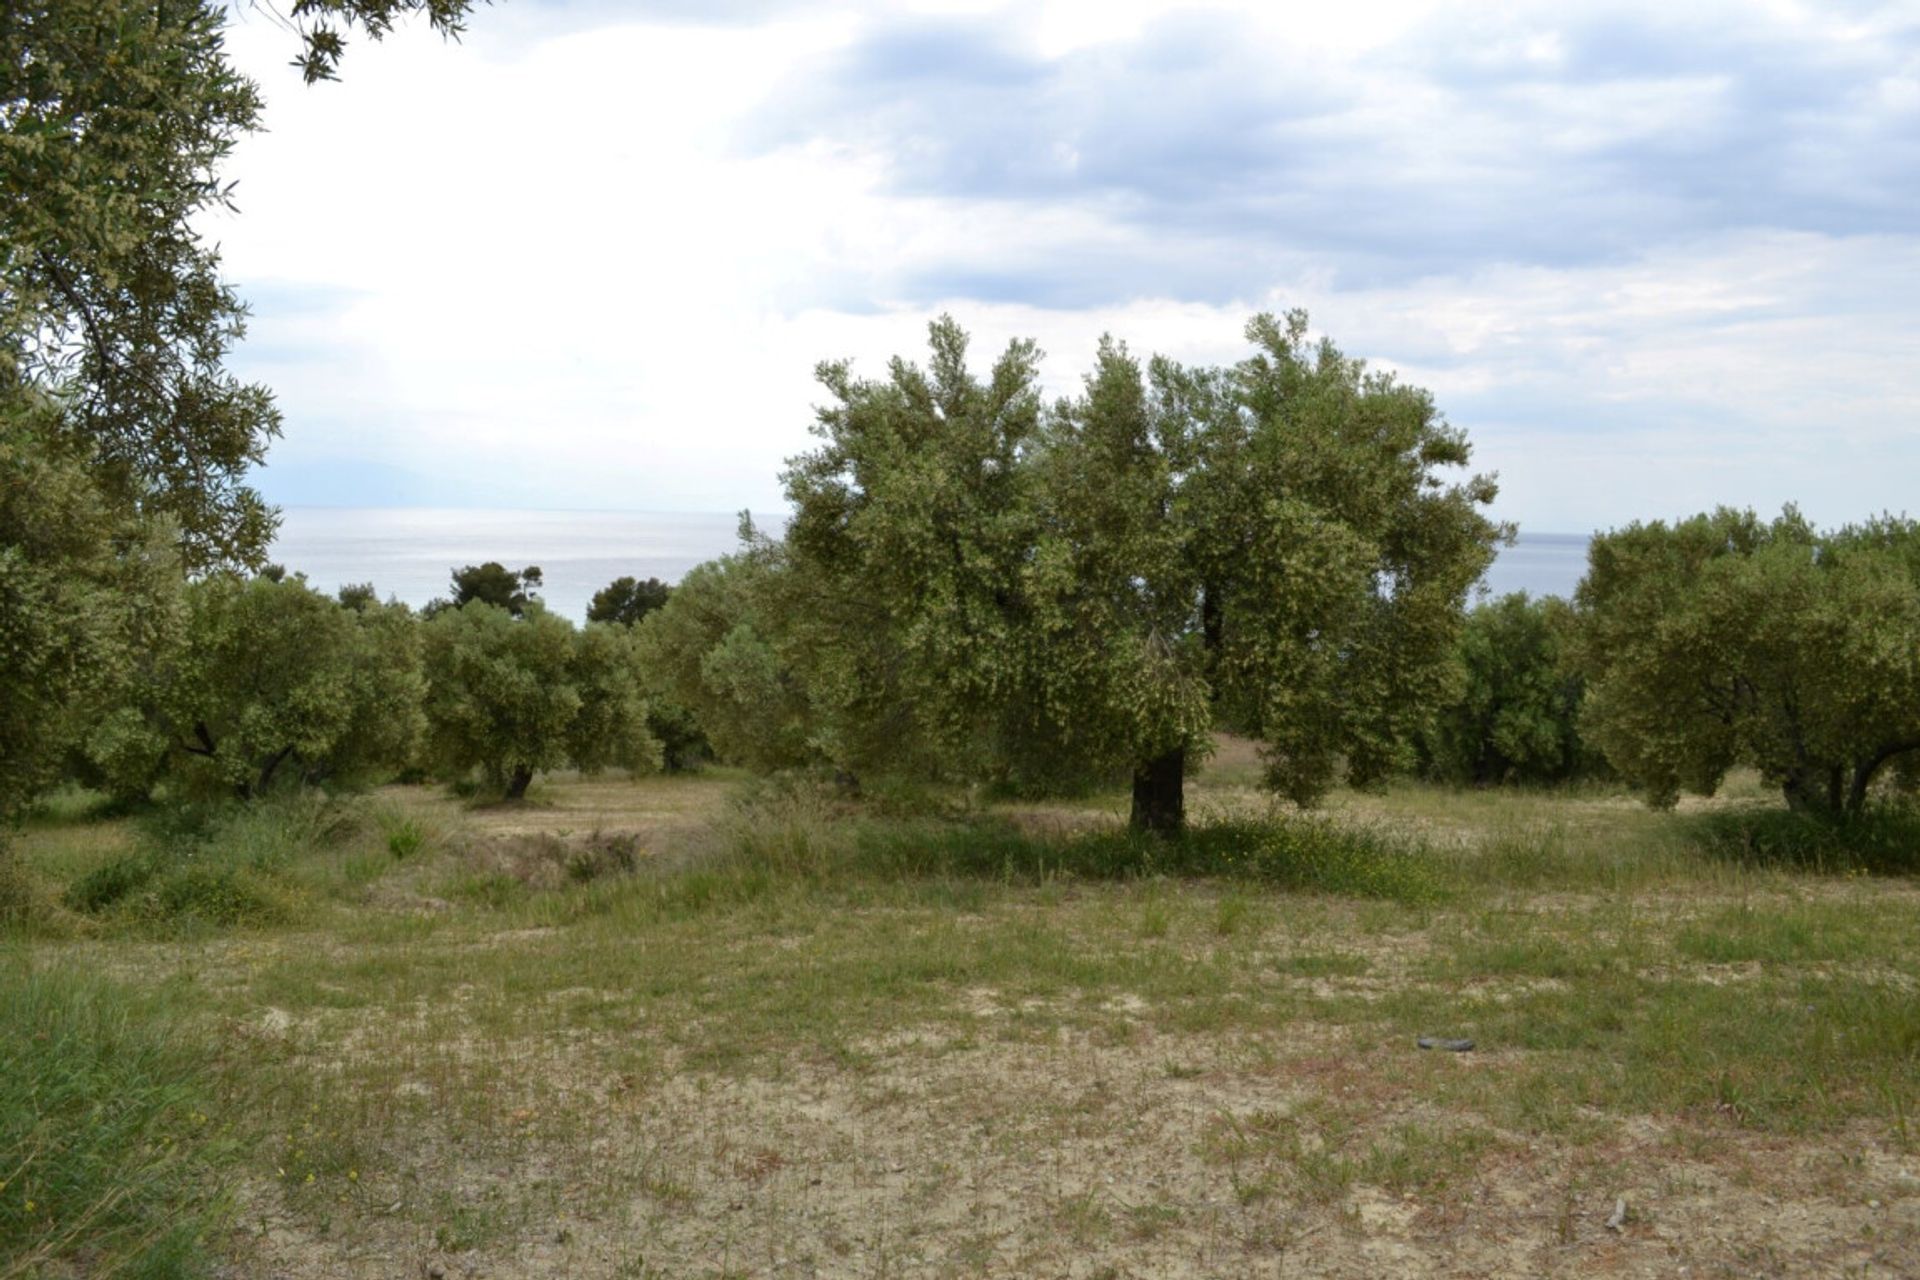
(3, 764, 1918, 1276)
(0, 957, 228, 1279)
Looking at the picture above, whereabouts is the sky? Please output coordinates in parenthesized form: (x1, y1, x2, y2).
(212, 0, 1920, 534)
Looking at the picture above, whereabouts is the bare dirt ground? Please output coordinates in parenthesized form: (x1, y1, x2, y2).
(230, 1003, 1920, 1280)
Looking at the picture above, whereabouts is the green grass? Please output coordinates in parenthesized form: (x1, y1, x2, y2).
(0, 957, 228, 1279)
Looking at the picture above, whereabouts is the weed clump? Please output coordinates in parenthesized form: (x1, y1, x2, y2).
(385, 818, 426, 861)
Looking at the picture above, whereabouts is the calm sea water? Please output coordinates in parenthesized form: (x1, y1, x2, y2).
(271, 508, 1591, 620)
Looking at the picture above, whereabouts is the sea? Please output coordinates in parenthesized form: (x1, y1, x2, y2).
(270, 509, 1592, 621)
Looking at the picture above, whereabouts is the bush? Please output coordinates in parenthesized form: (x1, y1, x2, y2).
(0, 963, 228, 1277)
(63, 854, 157, 914)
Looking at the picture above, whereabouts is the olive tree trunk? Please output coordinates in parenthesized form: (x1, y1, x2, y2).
(504, 764, 535, 801)
(1130, 746, 1186, 837)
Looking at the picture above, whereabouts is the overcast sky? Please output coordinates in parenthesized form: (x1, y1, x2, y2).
(213, 0, 1920, 534)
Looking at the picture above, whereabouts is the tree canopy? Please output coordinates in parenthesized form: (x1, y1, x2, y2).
(422, 602, 659, 800)
(1417, 592, 1590, 786)
(635, 539, 815, 775)
(119, 572, 424, 800)
(780, 312, 1504, 831)
(0, 396, 180, 821)
(1575, 508, 1920, 813)
(434, 562, 543, 617)
(3, 0, 280, 569)
(588, 575, 671, 628)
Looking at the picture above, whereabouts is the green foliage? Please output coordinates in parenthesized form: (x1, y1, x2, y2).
(0, 404, 181, 825)
(587, 574, 671, 627)
(99, 573, 426, 800)
(385, 818, 426, 860)
(2, 0, 280, 568)
(566, 622, 663, 776)
(635, 542, 814, 772)
(433, 562, 543, 617)
(585, 574, 708, 767)
(1418, 592, 1591, 785)
(283, 0, 484, 84)
(778, 312, 1502, 829)
(1574, 508, 1920, 812)
(0, 962, 228, 1277)
(58, 798, 353, 929)
(58, 791, 386, 930)
(645, 698, 710, 773)
(62, 852, 155, 914)
(422, 603, 659, 798)
(423, 603, 578, 797)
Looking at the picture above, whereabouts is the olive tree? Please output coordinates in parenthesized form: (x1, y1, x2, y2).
(1, 400, 181, 822)
(4, 0, 282, 568)
(1417, 592, 1590, 786)
(117, 573, 425, 799)
(2, 0, 492, 820)
(782, 313, 1502, 833)
(634, 539, 815, 773)
(422, 603, 659, 799)
(587, 574, 706, 768)
(1574, 508, 1920, 813)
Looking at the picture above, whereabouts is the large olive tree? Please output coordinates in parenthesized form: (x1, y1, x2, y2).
(2, 0, 486, 834)
(1574, 508, 1920, 813)
(781, 313, 1503, 833)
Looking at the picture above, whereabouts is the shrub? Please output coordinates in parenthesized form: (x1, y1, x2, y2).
(63, 854, 157, 914)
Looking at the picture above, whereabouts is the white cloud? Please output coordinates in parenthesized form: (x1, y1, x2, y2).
(210, 0, 1920, 536)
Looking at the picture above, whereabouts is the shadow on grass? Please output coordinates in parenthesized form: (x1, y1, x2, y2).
(1682, 807, 1920, 876)
(845, 817, 1443, 903)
